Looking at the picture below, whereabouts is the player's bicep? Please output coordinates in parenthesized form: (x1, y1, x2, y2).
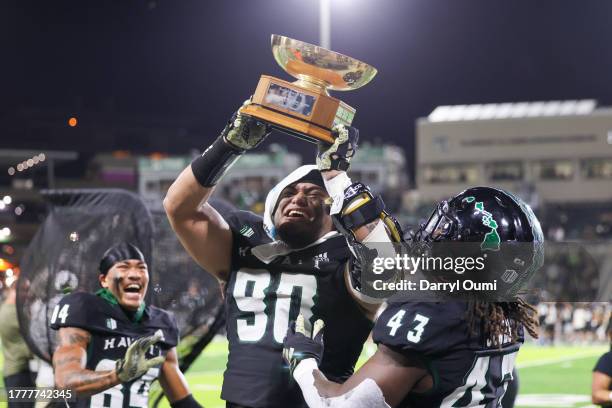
(169, 202, 233, 281)
(338, 345, 427, 407)
(159, 348, 191, 403)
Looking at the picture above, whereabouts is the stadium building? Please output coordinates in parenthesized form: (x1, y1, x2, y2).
(416, 100, 612, 239)
(417, 100, 612, 202)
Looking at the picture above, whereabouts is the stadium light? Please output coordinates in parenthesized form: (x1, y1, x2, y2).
(319, 0, 331, 49)
(2, 196, 11, 205)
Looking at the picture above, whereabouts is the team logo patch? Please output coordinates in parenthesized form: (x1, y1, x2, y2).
(313, 252, 329, 269)
(240, 225, 255, 238)
(473, 200, 501, 251)
(106, 318, 117, 330)
(501, 269, 518, 283)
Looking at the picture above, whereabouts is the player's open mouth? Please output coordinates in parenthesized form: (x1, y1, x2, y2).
(284, 209, 309, 220)
(123, 284, 142, 294)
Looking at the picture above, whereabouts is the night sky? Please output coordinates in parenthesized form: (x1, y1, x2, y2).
(3, 0, 612, 174)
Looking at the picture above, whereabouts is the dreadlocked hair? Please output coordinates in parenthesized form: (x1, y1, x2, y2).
(467, 298, 539, 348)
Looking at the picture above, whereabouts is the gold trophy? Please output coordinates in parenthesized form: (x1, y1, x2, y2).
(240, 34, 377, 144)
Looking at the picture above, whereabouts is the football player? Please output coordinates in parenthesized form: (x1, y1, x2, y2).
(163, 101, 403, 407)
(50, 243, 202, 408)
(591, 321, 612, 405)
(284, 187, 544, 408)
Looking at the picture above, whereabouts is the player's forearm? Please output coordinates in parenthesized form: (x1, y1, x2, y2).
(56, 368, 120, 397)
(159, 353, 192, 403)
(164, 166, 215, 220)
(592, 389, 612, 405)
(294, 359, 389, 408)
(321, 169, 342, 181)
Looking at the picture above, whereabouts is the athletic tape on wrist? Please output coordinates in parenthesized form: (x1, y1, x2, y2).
(323, 172, 352, 215)
(191, 136, 244, 187)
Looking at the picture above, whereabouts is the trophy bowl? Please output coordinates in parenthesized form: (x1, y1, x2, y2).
(271, 34, 378, 93)
(240, 34, 378, 144)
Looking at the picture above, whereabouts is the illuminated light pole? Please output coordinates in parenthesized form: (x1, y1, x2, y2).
(319, 0, 331, 49)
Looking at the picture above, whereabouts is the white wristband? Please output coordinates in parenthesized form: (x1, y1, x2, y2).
(293, 358, 326, 408)
(323, 172, 352, 215)
(293, 358, 319, 386)
(609, 390, 612, 402)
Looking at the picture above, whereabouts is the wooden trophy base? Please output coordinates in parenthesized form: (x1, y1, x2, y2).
(240, 75, 355, 144)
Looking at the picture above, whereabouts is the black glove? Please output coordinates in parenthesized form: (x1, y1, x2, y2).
(316, 124, 359, 172)
(282, 314, 324, 375)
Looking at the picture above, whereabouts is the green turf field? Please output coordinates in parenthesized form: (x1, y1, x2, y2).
(154, 340, 607, 408)
(0, 341, 607, 408)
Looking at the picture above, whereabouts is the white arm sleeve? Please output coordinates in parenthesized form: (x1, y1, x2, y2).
(293, 359, 391, 408)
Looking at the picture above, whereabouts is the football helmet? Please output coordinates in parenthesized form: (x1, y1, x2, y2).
(412, 186, 544, 299)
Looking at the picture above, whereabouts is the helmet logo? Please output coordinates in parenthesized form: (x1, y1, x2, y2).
(474, 201, 501, 251)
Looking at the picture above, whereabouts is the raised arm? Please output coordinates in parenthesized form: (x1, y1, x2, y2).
(163, 166, 234, 281)
(53, 327, 119, 396)
(316, 125, 404, 314)
(164, 103, 270, 281)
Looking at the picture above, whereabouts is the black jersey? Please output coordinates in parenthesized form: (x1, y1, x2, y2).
(373, 301, 523, 408)
(221, 210, 373, 408)
(50, 292, 179, 408)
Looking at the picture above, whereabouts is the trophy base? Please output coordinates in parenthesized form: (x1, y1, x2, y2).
(240, 75, 356, 144)
(240, 104, 335, 144)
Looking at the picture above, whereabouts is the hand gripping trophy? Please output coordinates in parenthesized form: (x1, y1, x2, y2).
(240, 34, 377, 143)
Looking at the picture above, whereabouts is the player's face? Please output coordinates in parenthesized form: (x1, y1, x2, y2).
(100, 259, 149, 311)
(273, 182, 333, 248)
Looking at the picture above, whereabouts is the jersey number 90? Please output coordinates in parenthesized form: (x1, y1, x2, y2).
(233, 270, 317, 343)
